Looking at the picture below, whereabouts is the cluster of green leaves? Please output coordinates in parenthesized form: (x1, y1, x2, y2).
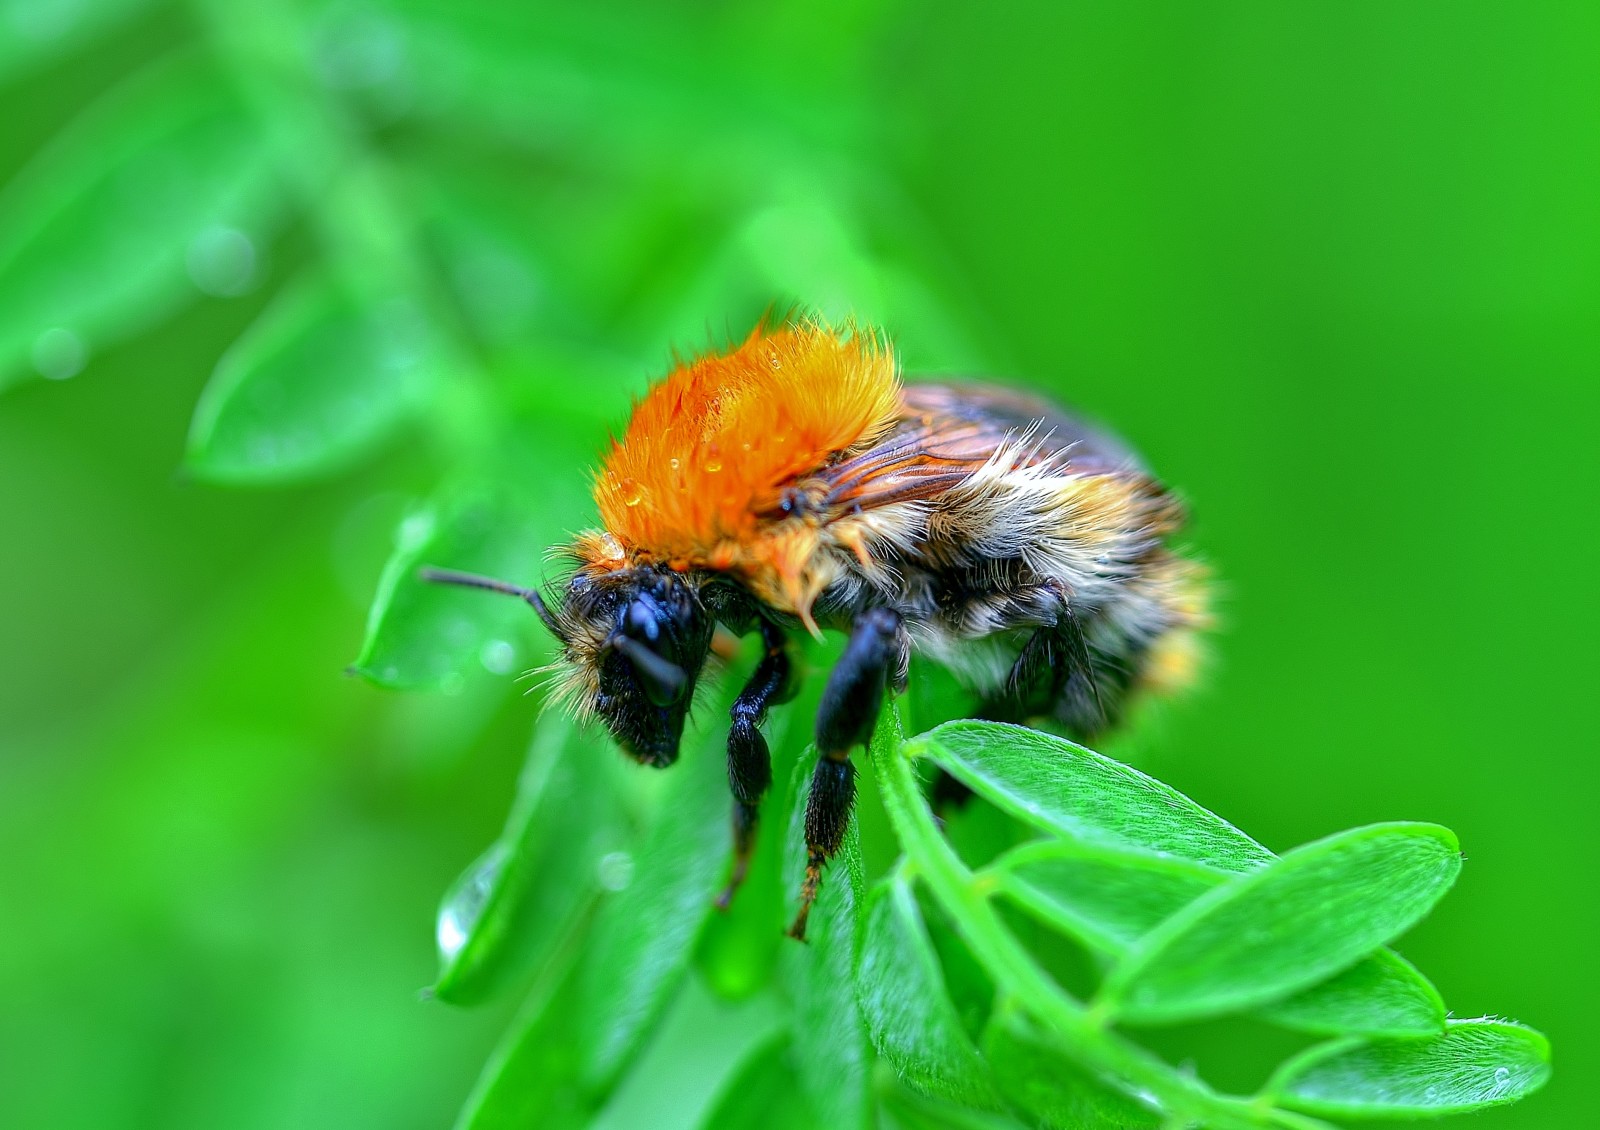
(404, 662, 1548, 1129)
(0, 1, 1551, 1127)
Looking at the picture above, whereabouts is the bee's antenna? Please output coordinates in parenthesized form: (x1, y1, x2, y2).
(419, 567, 567, 643)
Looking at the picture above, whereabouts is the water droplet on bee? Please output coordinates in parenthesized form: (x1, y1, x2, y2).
(1494, 1066, 1511, 1083)
(767, 349, 781, 369)
(668, 457, 681, 470)
(704, 460, 723, 473)
(619, 477, 644, 506)
(598, 533, 625, 561)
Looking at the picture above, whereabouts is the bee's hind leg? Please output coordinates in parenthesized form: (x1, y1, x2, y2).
(716, 619, 794, 910)
(788, 607, 905, 941)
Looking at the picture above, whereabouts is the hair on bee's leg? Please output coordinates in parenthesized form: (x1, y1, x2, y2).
(788, 607, 904, 941)
(716, 619, 794, 910)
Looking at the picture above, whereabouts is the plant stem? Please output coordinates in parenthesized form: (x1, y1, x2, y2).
(871, 726, 1284, 1130)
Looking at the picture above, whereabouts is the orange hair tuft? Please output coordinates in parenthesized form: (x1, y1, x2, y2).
(592, 319, 904, 578)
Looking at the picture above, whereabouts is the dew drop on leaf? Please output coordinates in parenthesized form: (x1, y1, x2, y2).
(187, 225, 258, 297)
(32, 327, 86, 380)
(437, 843, 508, 962)
(479, 638, 516, 675)
(597, 851, 635, 892)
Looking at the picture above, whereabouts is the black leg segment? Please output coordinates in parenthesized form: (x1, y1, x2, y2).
(716, 619, 794, 909)
(788, 607, 903, 940)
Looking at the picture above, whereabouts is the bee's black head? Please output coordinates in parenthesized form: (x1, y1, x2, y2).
(418, 558, 716, 767)
(566, 563, 714, 767)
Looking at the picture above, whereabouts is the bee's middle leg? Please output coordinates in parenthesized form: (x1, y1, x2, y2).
(788, 607, 905, 941)
(716, 620, 793, 910)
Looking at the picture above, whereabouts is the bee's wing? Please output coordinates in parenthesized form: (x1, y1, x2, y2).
(818, 381, 1142, 511)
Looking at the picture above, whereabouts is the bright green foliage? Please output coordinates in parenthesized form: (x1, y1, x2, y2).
(858, 874, 1000, 1109)
(1268, 1020, 1552, 1118)
(1099, 822, 1460, 1025)
(927, 721, 1275, 874)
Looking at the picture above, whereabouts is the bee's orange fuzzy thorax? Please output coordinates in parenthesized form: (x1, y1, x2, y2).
(591, 321, 903, 598)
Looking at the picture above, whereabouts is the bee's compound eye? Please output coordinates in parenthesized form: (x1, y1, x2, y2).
(623, 598, 661, 643)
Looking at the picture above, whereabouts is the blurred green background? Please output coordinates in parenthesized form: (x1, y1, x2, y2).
(0, 1, 1592, 1127)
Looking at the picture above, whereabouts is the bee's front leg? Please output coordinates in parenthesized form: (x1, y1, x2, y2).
(716, 619, 794, 910)
(788, 607, 904, 941)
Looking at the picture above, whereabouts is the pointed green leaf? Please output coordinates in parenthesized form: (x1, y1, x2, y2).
(453, 951, 594, 1130)
(694, 1034, 818, 1130)
(918, 722, 1273, 874)
(573, 712, 729, 1094)
(993, 839, 1217, 954)
(0, 0, 156, 85)
(992, 840, 1446, 1037)
(980, 1004, 1160, 1129)
(1256, 948, 1446, 1038)
(1269, 1018, 1551, 1117)
(352, 464, 585, 690)
(433, 719, 632, 1005)
(779, 748, 870, 1130)
(1100, 823, 1461, 1025)
(857, 874, 999, 1108)
(879, 1083, 1032, 1130)
(0, 54, 279, 389)
(186, 270, 439, 483)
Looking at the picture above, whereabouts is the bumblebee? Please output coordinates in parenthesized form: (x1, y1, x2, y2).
(425, 318, 1205, 939)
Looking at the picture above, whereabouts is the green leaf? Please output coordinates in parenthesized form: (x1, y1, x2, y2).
(0, 53, 279, 389)
(993, 839, 1217, 955)
(980, 1004, 1160, 1129)
(0, 0, 156, 86)
(857, 874, 999, 1108)
(694, 1033, 818, 1130)
(186, 269, 438, 483)
(992, 840, 1446, 1037)
(1268, 1018, 1552, 1118)
(1100, 823, 1461, 1025)
(779, 749, 870, 1130)
(918, 722, 1273, 874)
(572, 712, 730, 1094)
(352, 475, 574, 690)
(453, 952, 593, 1130)
(879, 1083, 1032, 1130)
(432, 718, 632, 1005)
(1256, 949, 1446, 1038)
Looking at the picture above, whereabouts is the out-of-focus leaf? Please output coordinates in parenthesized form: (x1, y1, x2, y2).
(432, 718, 632, 1005)
(351, 464, 581, 689)
(572, 709, 730, 1094)
(1100, 823, 1461, 1025)
(993, 839, 1446, 1037)
(0, 0, 155, 85)
(917, 722, 1273, 874)
(186, 270, 438, 483)
(1256, 949, 1446, 1038)
(453, 951, 593, 1130)
(857, 873, 998, 1108)
(1268, 1019, 1552, 1118)
(980, 1004, 1159, 1129)
(0, 53, 279, 389)
(779, 748, 869, 1130)
(693, 1033, 817, 1130)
